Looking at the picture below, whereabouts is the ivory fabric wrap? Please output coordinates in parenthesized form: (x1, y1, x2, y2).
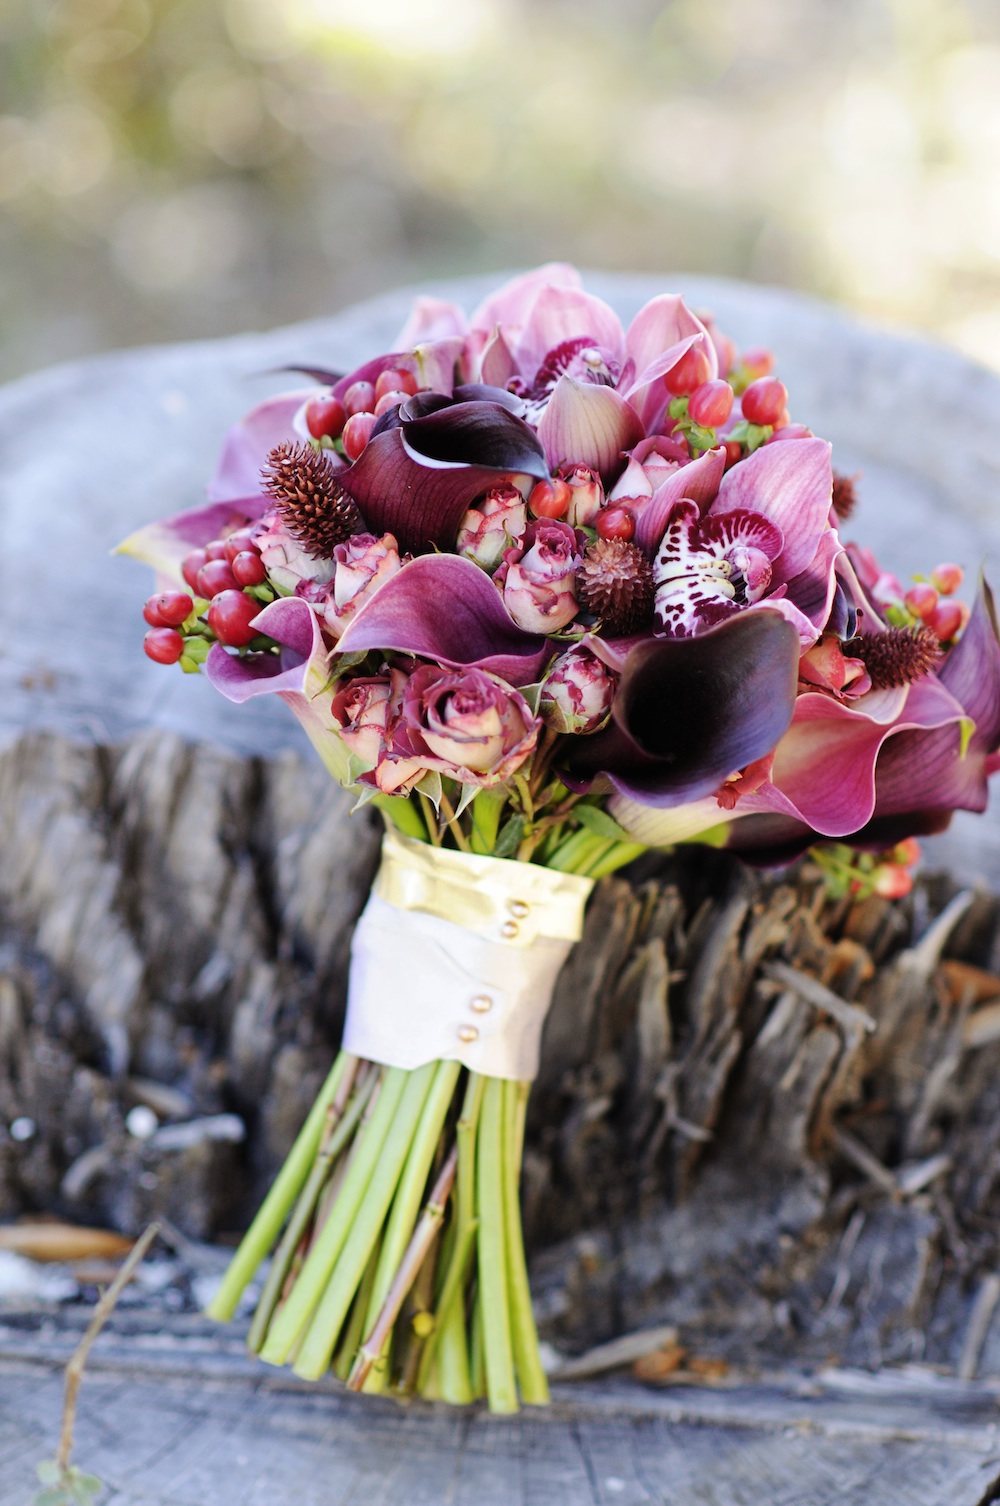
(343, 829, 595, 1081)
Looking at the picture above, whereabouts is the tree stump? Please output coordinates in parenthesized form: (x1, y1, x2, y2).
(3, 275, 1000, 1504)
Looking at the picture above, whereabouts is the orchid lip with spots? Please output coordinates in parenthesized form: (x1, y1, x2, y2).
(118, 264, 1000, 1414)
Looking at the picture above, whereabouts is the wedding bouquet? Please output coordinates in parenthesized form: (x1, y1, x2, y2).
(121, 265, 1000, 1411)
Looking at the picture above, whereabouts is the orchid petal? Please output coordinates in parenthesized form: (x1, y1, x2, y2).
(206, 597, 351, 784)
(782, 528, 842, 630)
(335, 554, 553, 687)
(512, 285, 626, 385)
(394, 296, 468, 346)
(634, 446, 727, 552)
(206, 392, 307, 503)
(117, 497, 266, 581)
(339, 408, 548, 553)
(469, 263, 584, 340)
(624, 294, 715, 386)
(479, 327, 519, 388)
(536, 375, 644, 482)
(565, 609, 800, 806)
(713, 438, 833, 583)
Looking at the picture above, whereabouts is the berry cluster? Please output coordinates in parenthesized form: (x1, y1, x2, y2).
(142, 527, 273, 667)
(897, 563, 969, 644)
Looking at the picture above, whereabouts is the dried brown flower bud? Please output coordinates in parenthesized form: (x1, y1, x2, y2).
(832, 471, 858, 521)
(577, 537, 654, 636)
(850, 625, 941, 689)
(261, 442, 363, 558)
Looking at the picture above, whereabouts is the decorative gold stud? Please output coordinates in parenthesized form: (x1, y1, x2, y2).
(508, 899, 530, 919)
(458, 1025, 479, 1043)
(500, 920, 520, 939)
(470, 995, 493, 1013)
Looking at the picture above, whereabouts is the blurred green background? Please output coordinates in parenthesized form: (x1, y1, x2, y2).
(2, 0, 1000, 382)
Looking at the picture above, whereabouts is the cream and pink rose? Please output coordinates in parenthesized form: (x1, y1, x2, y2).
(255, 508, 335, 594)
(499, 519, 581, 634)
(456, 484, 527, 573)
(398, 665, 540, 786)
(540, 645, 617, 734)
(322, 533, 402, 638)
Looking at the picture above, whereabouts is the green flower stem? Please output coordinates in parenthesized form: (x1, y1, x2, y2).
(348, 1143, 458, 1392)
(502, 1079, 549, 1405)
(333, 1234, 382, 1380)
(206, 1051, 357, 1324)
(357, 1058, 461, 1391)
(470, 1285, 485, 1399)
(259, 1065, 409, 1366)
(293, 1063, 437, 1380)
(415, 1071, 484, 1399)
(545, 829, 607, 872)
(469, 788, 507, 854)
(247, 1067, 377, 1352)
(373, 792, 427, 842)
(585, 841, 647, 878)
(476, 1076, 518, 1413)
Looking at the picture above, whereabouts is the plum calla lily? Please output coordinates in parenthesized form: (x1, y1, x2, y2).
(564, 609, 801, 806)
(335, 553, 554, 687)
(206, 596, 351, 786)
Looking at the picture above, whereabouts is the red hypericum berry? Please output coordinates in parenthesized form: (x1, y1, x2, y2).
(741, 377, 788, 426)
(208, 589, 260, 648)
(928, 600, 967, 641)
(892, 837, 922, 866)
(197, 559, 240, 598)
(723, 438, 743, 469)
(595, 506, 635, 542)
(905, 583, 938, 620)
(224, 527, 259, 564)
(741, 347, 774, 380)
(931, 562, 964, 596)
(663, 345, 712, 396)
(872, 863, 913, 899)
(687, 379, 734, 429)
(344, 380, 376, 416)
(232, 550, 266, 586)
(374, 389, 410, 417)
(144, 591, 192, 628)
(342, 411, 376, 461)
(143, 627, 184, 665)
(305, 396, 347, 441)
(204, 538, 229, 561)
(182, 548, 207, 591)
(374, 367, 418, 401)
(528, 478, 571, 519)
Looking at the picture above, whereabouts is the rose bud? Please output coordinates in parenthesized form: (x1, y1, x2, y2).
(254, 508, 336, 594)
(456, 484, 527, 573)
(500, 519, 582, 634)
(557, 464, 604, 528)
(323, 532, 402, 637)
(330, 673, 394, 770)
(400, 665, 540, 786)
(540, 645, 618, 735)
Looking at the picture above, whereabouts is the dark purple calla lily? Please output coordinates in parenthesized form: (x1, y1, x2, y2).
(564, 609, 801, 806)
(335, 554, 554, 687)
(339, 399, 549, 553)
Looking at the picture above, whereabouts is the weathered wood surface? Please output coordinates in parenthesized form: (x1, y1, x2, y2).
(5, 275, 1000, 1501)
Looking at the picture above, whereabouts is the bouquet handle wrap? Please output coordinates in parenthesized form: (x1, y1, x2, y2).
(343, 830, 595, 1081)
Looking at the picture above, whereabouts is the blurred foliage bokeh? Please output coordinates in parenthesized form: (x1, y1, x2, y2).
(2, 0, 1000, 380)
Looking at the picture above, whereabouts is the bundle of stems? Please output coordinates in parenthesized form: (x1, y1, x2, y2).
(207, 765, 644, 1411)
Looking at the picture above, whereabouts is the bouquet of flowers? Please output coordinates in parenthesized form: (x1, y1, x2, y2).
(120, 265, 1000, 1412)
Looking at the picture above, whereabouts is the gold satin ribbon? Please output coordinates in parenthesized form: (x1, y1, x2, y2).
(372, 828, 594, 948)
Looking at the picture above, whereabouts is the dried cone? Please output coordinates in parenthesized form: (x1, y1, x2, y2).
(851, 625, 942, 689)
(831, 471, 858, 521)
(262, 442, 363, 558)
(577, 537, 655, 635)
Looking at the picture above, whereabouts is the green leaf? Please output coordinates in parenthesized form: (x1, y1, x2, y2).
(573, 804, 631, 841)
(492, 814, 525, 859)
(519, 681, 543, 716)
(349, 784, 380, 813)
(684, 422, 717, 452)
(415, 769, 442, 810)
(454, 782, 480, 820)
(744, 422, 772, 453)
(667, 394, 689, 419)
(36, 1463, 60, 1486)
(33, 1489, 67, 1506)
(181, 634, 211, 664)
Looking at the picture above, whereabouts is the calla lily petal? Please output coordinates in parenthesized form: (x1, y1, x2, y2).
(207, 392, 307, 503)
(536, 375, 644, 482)
(117, 497, 266, 580)
(938, 581, 1000, 751)
(339, 407, 548, 553)
(335, 554, 553, 687)
(634, 446, 727, 552)
(713, 438, 833, 583)
(206, 597, 351, 784)
(565, 609, 800, 806)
